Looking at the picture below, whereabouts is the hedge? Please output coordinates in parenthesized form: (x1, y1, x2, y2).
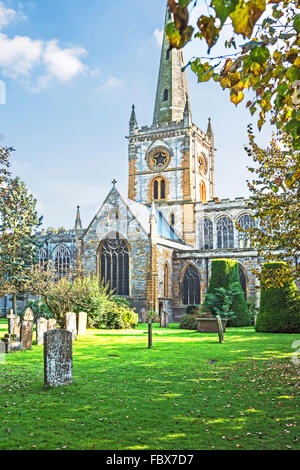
(255, 262, 300, 333)
(206, 259, 252, 327)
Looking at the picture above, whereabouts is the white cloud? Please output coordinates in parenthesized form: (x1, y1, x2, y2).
(98, 76, 123, 91)
(153, 28, 163, 46)
(0, 1, 16, 30)
(43, 40, 87, 82)
(0, 33, 42, 77)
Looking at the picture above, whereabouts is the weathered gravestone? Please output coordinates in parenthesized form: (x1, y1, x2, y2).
(21, 308, 34, 350)
(36, 318, 48, 346)
(7, 310, 21, 340)
(140, 309, 148, 323)
(44, 329, 73, 388)
(216, 315, 225, 344)
(77, 312, 87, 336)
(47, 319, 57, 331)
(160, 311, 169, 328)
(66, 312, 77, 341)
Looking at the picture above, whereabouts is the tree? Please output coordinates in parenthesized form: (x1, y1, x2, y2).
(0, 146, 12, 186)
(205, 259, 252, 326)
(255, 262, 300, 332)
(237, 126, 300, 286)
(0, 176, 42, 313)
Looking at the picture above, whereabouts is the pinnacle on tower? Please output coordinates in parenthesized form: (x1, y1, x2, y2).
(75, 205, 82, 230)
(153, 3, 190, 125)
(183, 94, 192, 127)
(129, 104, 138, 135)
(207, 117, 214, 144)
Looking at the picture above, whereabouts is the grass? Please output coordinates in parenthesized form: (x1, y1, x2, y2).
(0, 319, 299, 450)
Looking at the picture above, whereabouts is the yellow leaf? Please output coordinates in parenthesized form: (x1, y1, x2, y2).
(230, 90, 244, 105)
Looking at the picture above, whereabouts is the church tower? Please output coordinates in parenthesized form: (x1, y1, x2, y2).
(127, 2, 215, 245)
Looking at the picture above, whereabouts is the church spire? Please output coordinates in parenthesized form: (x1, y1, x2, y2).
(207, 117, 214, 144)
(153, 3, 190, 125)
(74, 205, 82, 230)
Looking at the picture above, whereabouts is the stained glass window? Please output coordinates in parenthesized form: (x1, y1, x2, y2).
(54, 245, 71, 278)
(199, 218, 213, 250)
(182, 266, 201, 305)
(100, 237, 130, 296)
(217, 217, 234, 249)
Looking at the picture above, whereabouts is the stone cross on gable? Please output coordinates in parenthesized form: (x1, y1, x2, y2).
(112, 179, 117, 187)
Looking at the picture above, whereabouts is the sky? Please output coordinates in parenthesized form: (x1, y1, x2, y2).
(0, 0, 273, 230)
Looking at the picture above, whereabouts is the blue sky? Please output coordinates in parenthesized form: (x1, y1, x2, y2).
(0, 0, 273, 229)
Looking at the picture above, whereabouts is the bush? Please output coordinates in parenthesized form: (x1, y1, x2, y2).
(25, 299, 53, 320)
(186, 305, 200, 315)
(256, 262, 300, 333)
(204, 285, 241, 321)
(206, 259, 252, 327)
(180, 313, 199, 330)
(97, 301, 138, 329)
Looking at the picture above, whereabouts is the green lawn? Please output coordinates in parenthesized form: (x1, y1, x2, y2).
(0, 318, 299, 450)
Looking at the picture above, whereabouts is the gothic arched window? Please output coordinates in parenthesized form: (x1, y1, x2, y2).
(217, 216, 234, 249)
(39, 248, 48, 271)
(163, 263, 170, 298)
(239, 264, 248, 300)
(199, 218, 213, 250)
(238, 214, 255, 248)
(163, 89, 169, 101)
(182, 265, 201, 306)
(54, 245, 71, 278)
(153, 177, 166, 200)
(100, 237, 130, 296)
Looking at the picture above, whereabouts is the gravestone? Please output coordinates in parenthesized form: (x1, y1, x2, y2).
(36, 318, 48, 346)
(140, 309, 148, 323)
(44, 329, 73, 388)
(47, 319, 57, 331)
(21, 308, 34, 350)
(77, 312, 87, 336)
(216, 315, 225, 344)
(7, 310, 21, 340)
(160, 311, 169, 328)
(0, 336, 23, 353)
(66, 312, 77, 341)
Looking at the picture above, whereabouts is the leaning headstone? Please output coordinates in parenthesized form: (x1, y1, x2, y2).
(36, 318, 48, 346)
(44, 329, 73, 388)
(21, 308, 34, 350)
(47, 319, 57, 331)
(66, 312, 77, 341)
(77, 312, 87, 336)
(216, 315, 225, 344)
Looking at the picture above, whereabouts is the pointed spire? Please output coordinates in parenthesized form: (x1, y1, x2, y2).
(75, 205, 82, 230)
(183, 94, 192, 127)
(129, 104, 138, 135)
(153, 3, 190, 125)
(207, 117, 214, 144)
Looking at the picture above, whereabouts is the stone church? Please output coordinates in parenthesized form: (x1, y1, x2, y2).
(0, 6, 261, 319)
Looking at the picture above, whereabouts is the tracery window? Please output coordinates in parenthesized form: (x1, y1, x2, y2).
(238, 214, 255, 248)
(54, 245, 71, 278)
(217, 216, 234, 249)
(199, 218, 213, 250)
(39, 247, 48, 271)
(100, 237, 130, 296)
(182, 265, 201, 305)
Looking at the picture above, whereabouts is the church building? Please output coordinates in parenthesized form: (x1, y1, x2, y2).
(0, 6, 261, 319)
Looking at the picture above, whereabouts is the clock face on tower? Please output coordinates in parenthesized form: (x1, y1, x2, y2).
(147, 146, 171, 172)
